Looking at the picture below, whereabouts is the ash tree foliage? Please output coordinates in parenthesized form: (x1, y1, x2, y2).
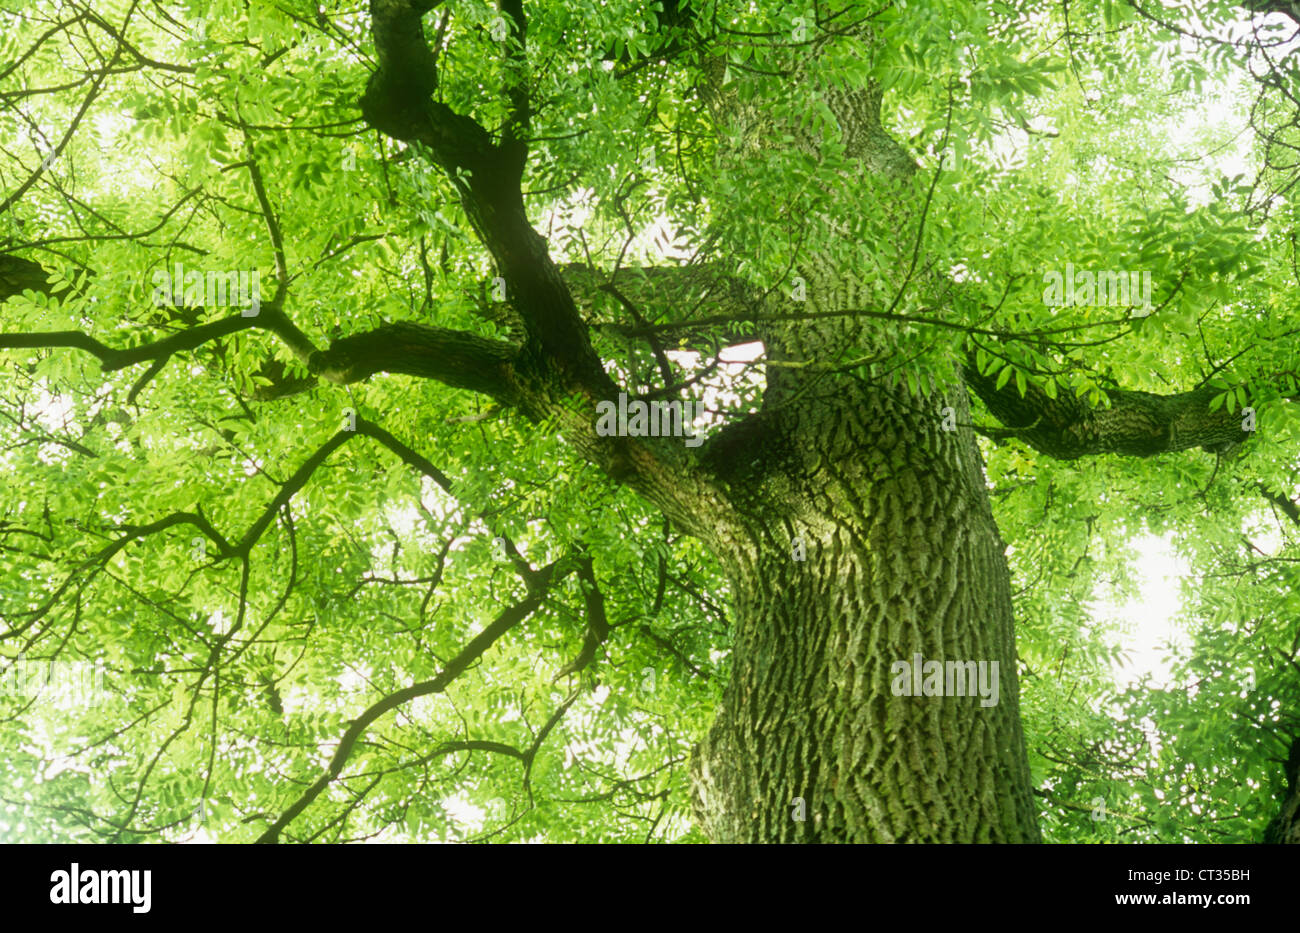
(0, 0, 1297, 843)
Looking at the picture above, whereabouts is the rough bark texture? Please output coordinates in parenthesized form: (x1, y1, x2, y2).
(683, 20, 1040, 841)
(963, 359, 1258, 458)
(308, 320, 522, 402)
(691, 368, 1041, 841)
(1264, 734, 1300, 843)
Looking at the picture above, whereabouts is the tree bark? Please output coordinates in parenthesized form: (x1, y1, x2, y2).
(690, 355, 1041, 840)
(1264, 734, 1300, 843)
(963, 358, 1260, 458)
(676, 14, 1040, 840)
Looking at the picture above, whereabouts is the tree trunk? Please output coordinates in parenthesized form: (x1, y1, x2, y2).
(691, 368, 1041, 842)
(1265, 735, 1300, 843)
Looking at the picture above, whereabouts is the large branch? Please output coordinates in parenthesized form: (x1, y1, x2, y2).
(0, 255, 67, 303)
(359, 0, 611, 394)
(358, 0, 442, 142)
(350, 1, 744, 539)
(963, 359, 1261, 459)
(308, 320, 523, 406)
(1, 254, 519, 406)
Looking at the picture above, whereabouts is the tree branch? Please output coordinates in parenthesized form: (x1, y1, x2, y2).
(2, 314, 262, 372)
(308, 320, 522, 406)
(359, 0, 613, 394)
(555, 553, 611, 679)
(255, 553, 572, 843)
(963, 357, 1266, 459)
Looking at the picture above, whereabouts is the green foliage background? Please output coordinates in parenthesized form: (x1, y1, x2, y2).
(0, 0, 1296, 841)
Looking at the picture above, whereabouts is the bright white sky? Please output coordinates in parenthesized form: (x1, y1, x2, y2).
(1100, 533, 1190, 689)
(1106, 518, 1283, 692)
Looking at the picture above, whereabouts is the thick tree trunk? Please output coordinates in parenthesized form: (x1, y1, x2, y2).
(1265, 735, 1300, 843)
(691, 369, 1041, 842)
(679, 19, 1041, 839)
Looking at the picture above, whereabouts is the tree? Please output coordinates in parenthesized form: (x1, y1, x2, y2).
(0, 0, 1296, 843)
